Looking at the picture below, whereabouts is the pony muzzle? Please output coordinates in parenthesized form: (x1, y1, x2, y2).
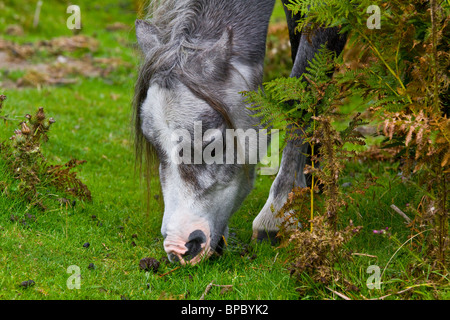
(164, 229, 211, 265)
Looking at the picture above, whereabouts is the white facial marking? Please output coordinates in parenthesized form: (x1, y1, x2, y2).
(139, 63, 261, 263)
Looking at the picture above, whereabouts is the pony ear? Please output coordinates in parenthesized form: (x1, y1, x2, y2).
(204, 26, 233, 60)
(194, 26, 233, 79)
(135, 19, 161, 54)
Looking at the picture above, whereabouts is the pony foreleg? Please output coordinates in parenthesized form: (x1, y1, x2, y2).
(252, 1, 347, 244)
(252, 137, 309, 243)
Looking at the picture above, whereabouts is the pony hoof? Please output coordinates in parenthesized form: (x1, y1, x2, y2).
(252, 230, 279, 246)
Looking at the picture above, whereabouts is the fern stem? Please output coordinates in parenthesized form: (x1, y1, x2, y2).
(310, 113, 315, 233)
(356, 27, 413, 106)
(367, 68, 399, 99)
(430, 0, 440, 113)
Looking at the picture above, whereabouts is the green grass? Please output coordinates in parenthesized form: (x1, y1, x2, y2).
(0, 0, 448, 300)
(271, 0, 287, 23)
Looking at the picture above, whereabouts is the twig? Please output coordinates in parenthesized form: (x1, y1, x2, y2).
(33, 0, 43, 28)
(374, 287, 414, 300)
(214, 284, 233, 295)
(326, 287, 352, 300)
(351, 252, 378, 259)
(390, 204, 411, 223)
(212, 284, 233, 288)
(273, 252, 279, 264)
(159, 266, 181, 278)
(198, 282, 232, 299)
(199, 280, 215, 300)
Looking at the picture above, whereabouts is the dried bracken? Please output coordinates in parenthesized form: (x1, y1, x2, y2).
(0, 36, 128, 89)
(248, 0, 449, 291)
(306, 112, 368, 228)
(285, 215, 362, 285)
(0, 35, 99, 60)
(286, 0, 449, 272)
(374, 0, 450, 269)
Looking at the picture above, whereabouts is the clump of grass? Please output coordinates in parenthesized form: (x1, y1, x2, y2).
(0, 94, 91, 210)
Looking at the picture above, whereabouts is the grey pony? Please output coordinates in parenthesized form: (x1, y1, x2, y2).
(133, 0, 346, 264)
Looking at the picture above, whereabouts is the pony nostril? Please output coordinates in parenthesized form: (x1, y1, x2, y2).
(183, 239, 202, 260)
(188, 230, 206, 243)
(183, 230, 206, 260)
